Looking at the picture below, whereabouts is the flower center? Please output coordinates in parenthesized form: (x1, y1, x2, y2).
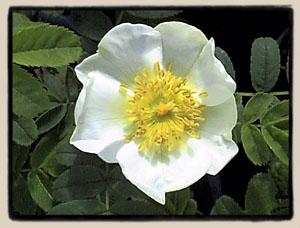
(120, 61, 207, 152)
(155, 102, 170, 116)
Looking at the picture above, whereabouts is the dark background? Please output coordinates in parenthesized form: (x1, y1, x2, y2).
(27, 6, 293, 215)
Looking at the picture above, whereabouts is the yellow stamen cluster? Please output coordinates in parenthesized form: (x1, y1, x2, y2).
(121, 62, 207, 152)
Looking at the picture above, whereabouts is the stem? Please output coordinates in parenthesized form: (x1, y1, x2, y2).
(236, 91, 289, 97)
(116, 10, 125, 25)
(196, 210, 203, 215)
(270, 91, 290, 96)
(105, 163, 110, 212)
(20, 169, 31, 173)
(236, 122, 262, 127)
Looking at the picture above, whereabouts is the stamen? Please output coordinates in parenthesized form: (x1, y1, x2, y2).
(142, 68, 150, 78)
(134, 75, 143, 85)
(120, 84, 128, 92)
(120, 84, 134, 96)
(154, 61, 160, 73)
(167, 62, 173, 72)
(124, 61, 206, 152)
(199, 92, 208, 98)
(188, 132, 199, 138)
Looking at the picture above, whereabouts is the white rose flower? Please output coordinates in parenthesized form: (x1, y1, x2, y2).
(70, 22, 238, 204)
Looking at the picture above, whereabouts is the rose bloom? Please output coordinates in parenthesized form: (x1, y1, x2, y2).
(70, 22, 238, 204)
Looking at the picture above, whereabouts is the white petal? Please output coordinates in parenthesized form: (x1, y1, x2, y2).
(187, 39, 236, 106)
(116, 137, 213, 204)
(163, 132, 238, 187)
(155, 22, 208, 76)
(76, 23, 162, 87)
(203, 132, 239, 175)
(98, 140, 126, 163)
(74, 86, 86, 125)
(116, 141, 166, 204)
(161, 137, 213, 192)
(116, 131, 238, 203)
(70, 72, 130, 162)
(198, 96, 237, 136)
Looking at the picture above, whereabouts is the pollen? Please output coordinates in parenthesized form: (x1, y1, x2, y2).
(156, 102, 170, 116)
(120, 61, 207, 152)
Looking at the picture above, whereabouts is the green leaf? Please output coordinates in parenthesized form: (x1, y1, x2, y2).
(182, 199, 198, 215)
(210, 195, 243, 215)
(235, 93, 244, 121)
(12, 173, 36, 215)
(40, 72, 68, 102)
(55, 65, 68, 84)
(242, 93, 275, 123)
(241, 124, 272, 165)
(13, 24, 82, 67)
(215, 47, 236, 80)
(66, 67, 79, 101)
(42, 152, 67, 178)
(52, 165, 106, 202)
(110, 200, 166, 215)
(245, 173, 277, 215)
(13, 115, 38, 146)
(40, 10, 64, 17)
(56, 143, 103, 167)
(27, 170, 54, 212)
(13, 64, 49, 118)
(48, 199, 106, 215)
(108, 166, 148, 201)
(262, 125, 289, 165)
(30, 129, 61, 169)
(70, 10, 113, 41)
(12, 143, 29, 172)
(250, 37, 281, 92)
(272, 199, 289, 215)
(274, 118, 289, 131)
(260, 95, 281, 120)
(46, 102, 62, 110)
(272, 207, 289, 215)
(13, 12, 36, 35)
(166, 188, 194, 215)
(233, 93, 244, 143)
(270, 95, 281, 106)
(286, 55, 289, 83)
(262, 100, 289, 125)
(56, 103, 75, 139)
(268, 158, 289, 197)
(127, 10, 182, 19)
(80, 36, 98, 54)
(36, 104, 67, 134)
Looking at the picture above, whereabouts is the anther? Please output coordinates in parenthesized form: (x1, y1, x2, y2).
(188, 132, 199, 138)
(120, 84, 128, 92)
(199, 92, 208, 98)
(167, 62, 173, 72)
(134, 75, 143, 85)
(154, 62, 160, 73)
(142, 68, 150, 78)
